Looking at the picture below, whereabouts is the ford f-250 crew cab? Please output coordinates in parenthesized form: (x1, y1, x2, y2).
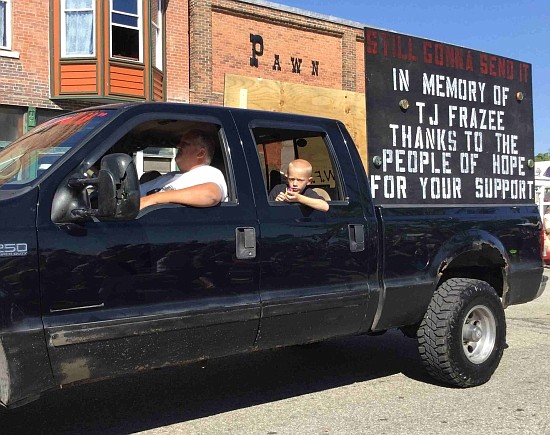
(0, 103, 545, 408)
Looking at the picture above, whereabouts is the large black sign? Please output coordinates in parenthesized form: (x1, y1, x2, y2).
(364, 27, 534, 205)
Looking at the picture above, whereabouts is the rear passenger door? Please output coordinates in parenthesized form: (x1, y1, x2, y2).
(232, 112, 372, 348)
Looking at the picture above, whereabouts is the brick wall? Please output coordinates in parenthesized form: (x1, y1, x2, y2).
(176, 0, 367, 105)
(0, 0, 94, 112)
(0, 0, 57, 109)
(0, 0, 366, 110)
(166, 0, 190, 102)
(211, 9, 343, 95)
(190, 0, 366, 106)
(0, 0, 191, 111)
(189, 0, 214, 104)
(356, 36, 365, 94)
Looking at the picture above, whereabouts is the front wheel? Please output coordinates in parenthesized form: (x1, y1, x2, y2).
(417, 278, 506, 387)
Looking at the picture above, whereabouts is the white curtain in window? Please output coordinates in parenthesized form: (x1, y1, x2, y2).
(65, 0, 93, 56)
(0, 1, 6, 48)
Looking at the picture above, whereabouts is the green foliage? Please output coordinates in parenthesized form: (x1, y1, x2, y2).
(535, 152, 550, 161)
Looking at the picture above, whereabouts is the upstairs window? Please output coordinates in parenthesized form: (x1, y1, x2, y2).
(151, 0, 163, 70)
(111, 0, 142, 62)
(61, 0, 95, 57)
(0, 0, 11, 50)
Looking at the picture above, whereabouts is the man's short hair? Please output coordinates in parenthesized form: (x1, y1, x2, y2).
(185, 129, 216, 164)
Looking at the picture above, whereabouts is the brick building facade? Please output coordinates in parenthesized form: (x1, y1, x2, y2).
(0, 0, 367, 147)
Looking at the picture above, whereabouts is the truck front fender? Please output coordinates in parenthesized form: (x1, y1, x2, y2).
(0, 282, 56, 408)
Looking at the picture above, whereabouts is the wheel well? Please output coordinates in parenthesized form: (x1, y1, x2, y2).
(438, 246, 505, 298)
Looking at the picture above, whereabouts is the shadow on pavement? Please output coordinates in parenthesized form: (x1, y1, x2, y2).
(0, 330, 433, 434)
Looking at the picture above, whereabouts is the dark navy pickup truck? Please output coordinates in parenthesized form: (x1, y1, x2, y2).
(0, 103, 545, 408)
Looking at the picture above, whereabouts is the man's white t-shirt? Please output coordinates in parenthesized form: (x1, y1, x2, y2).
(140, 165, 228, 202)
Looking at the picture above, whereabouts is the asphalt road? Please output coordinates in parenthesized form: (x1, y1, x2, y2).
(2, 272, 549, 435)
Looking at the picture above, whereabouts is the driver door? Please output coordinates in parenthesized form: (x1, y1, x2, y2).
(36, 107, 261, 384)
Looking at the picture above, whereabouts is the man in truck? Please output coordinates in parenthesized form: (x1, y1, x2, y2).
(139, 129, 228, 209)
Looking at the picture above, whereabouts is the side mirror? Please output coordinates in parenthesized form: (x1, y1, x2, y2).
(97, 153, 140, 220)
(52, 153, 140, 224)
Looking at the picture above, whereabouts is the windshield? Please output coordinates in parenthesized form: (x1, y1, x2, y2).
(0, 110, 115, 189)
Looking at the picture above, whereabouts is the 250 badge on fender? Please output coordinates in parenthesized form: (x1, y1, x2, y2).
(0, 243, 28, 257)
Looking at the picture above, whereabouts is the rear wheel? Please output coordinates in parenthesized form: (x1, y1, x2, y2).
(417, 278, 506, 387)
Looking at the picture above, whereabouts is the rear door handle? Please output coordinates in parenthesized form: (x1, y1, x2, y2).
(236, 227, 256, 259)
(348, 224, 365, 252)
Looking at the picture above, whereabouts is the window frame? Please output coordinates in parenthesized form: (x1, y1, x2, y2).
(0, 109, 117, 191)
(151, 0, 163, 71)
(60, 0, 96, 58)
(110, 0, 143, 63)
(0, 0, 11, 51)
(82, 114, 237, 206)
(249, 123, 345, 204)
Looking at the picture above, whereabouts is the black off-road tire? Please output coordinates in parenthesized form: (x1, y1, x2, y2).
(417, 278, 506, 387)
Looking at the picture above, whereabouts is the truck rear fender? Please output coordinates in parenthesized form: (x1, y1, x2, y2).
(429, 229, 509, 305)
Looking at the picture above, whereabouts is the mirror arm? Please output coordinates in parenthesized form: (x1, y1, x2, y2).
(68, 177, 99, 189)
(66, 177, 99, 221)
(70, 208, 98, 219)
